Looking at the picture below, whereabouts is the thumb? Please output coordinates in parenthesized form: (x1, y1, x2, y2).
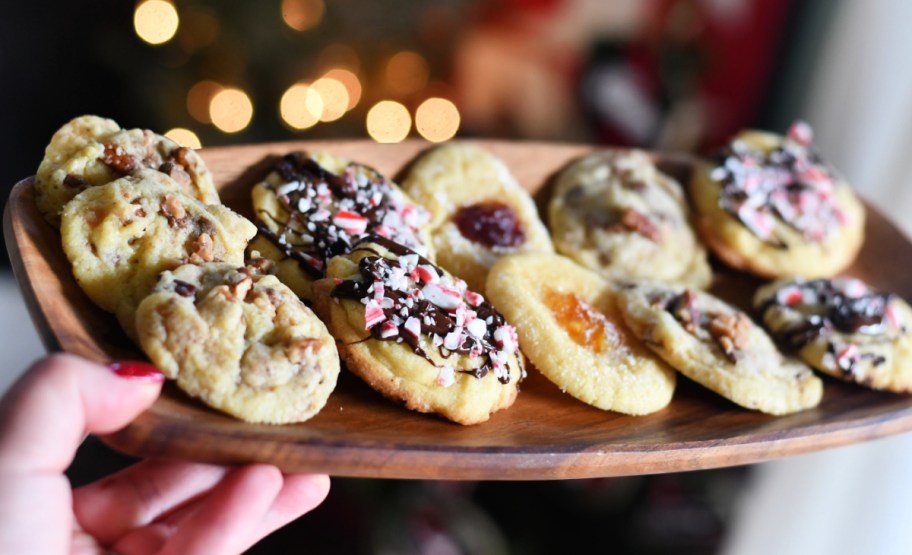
(0, 353, 164, 474)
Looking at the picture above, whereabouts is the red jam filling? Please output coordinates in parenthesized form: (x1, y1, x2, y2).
(453, 202, 526, 248)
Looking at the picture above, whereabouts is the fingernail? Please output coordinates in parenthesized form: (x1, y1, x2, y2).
(107, 361, 166, 383)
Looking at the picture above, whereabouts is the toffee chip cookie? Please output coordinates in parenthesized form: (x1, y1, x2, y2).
(549, 150, 711, 288)
(690, 121, 865, 278)
(136, 262, 340, 424)
(250, 151, 432, 301)
(311, 236, 523, 425)
(400, 143, 553, 293)
(61, 174, 256, 337)
(35, 115, 219, 227)
(617, 282, 823, 415)
(485, 253, 676, 415)
(755, 277, 912, 392)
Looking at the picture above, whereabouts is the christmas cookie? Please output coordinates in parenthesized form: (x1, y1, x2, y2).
(311, 236, 523, 425)
(690, 121, 865, 278)
(250, 151, 432, 301)
(485, 253, 676, 415)
(754, 277, 912, 392)
(136, 262, 339, 423)
(399, 143, 554, 293)
(61, 174, 255, 337)
(35, 115, 218, 227)
(617, 282, 823, 415)
(549, 149, 711, 288)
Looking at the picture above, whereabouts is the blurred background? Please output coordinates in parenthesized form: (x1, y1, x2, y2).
(3, 0, 912, 553)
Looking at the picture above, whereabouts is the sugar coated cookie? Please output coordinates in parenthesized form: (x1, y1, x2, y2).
(755, 277, 912, 392)
(311, 236, 523, 425)
(61, 174, 255, 336)
(35, 115, 218, 227)
(485, 253, 676, 415)
(549, 150, 711, 288)
(400, 143, 553, 293)
(690, 121, 865, 278)
(250, 151, 432, 301)
(136, 262, 339, 423)
(617, 282, 823, 415)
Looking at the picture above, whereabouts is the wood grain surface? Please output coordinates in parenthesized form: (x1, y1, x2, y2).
(6, 139, 912, 480)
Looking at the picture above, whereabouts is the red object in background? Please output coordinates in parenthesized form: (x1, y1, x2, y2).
(586, 0, 794, 151)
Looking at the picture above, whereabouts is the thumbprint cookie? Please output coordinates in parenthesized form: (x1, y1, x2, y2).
(400, 144, 553, 293)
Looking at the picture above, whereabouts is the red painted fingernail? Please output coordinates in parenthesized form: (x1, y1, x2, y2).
(107, 361, 166, 383)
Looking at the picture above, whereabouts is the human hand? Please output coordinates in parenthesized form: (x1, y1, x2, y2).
(0, 354, 330, 554)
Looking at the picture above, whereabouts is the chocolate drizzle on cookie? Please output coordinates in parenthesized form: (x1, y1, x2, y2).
(256, 153, 430, 278)
(330, 236, 520, 385)
(711, 121, 848, 248)
(757, 278, 904, 375)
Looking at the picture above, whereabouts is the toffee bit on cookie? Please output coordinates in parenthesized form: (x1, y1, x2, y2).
(668, 289, 701, 334)
(189, 233, 215, 264)
(230, 275, 253, 300)
(161, 194, 188, 227)
(286, 337, 323, 362)
(159, 161, 192, 190)
(101, 143, 137, 175)
(708, 312, 752, 361)
(614, 208, 662, 242)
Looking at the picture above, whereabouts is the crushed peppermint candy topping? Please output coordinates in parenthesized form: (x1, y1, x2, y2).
(255, 152, 431, 278)
(711, 122, 847, 247)
(757, 277, 906, 360)
(331, 236, 520, 384)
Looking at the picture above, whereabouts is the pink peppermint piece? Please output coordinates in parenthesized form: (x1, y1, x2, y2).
(300, 252, 325, 270)
(779, 286, 803, 306)
(788, 120, 814, 146)
(333, 210, 369, 235)
(444, 328, 465, 351)
(437, 365, 456, 387)
(465, 290, 484, 307)
(466, 318, 487, 339)
(364, 299, 386, 330)
(422, 282, 462, 310)
(410, 264, 439, 284)
(885, 304, 903, 329)
(840, 278, 868, 298)
(372, 281, 385, 302)
(404, 316, 422, 338)
(311, 208, 331, 222)
(836, 344, 859, 368)
(379, 321, 399, 338)
(374, 225, 393, 238)
(494, 325, 518, 353)
(454, 302, 470, 327)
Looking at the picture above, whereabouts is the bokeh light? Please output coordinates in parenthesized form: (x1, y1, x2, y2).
(280, 83, 323, 129)
(366, 101, 411, 143)
(282, 0, 325, 31)
(187, 80, 224, 124)
(209, 88, 253, 133)
(323, 68, 362, 110)
(415, 97, 460, 142)
(311, 77, 349, 122)
(385, 51, 429, 96)
(134, 0, 180, 45)
(164, 128, 202, 149)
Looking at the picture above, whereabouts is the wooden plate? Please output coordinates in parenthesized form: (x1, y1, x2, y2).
(7, 139, 912, 480)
